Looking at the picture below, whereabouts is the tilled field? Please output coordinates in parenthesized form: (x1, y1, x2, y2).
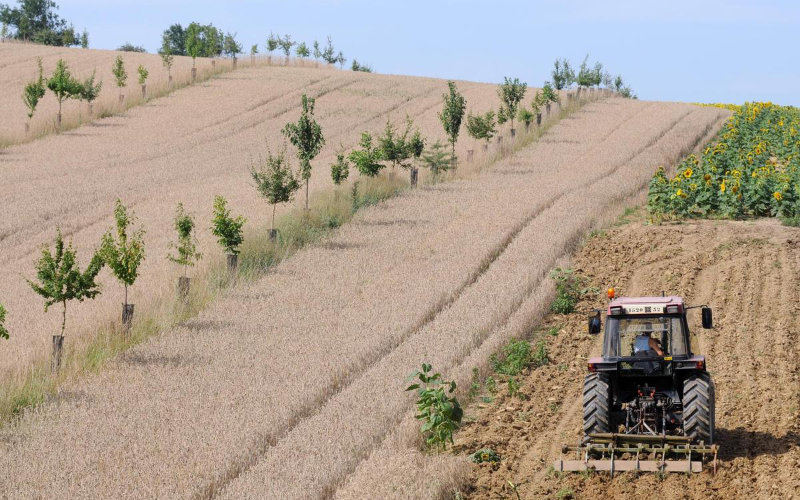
(455, 217, 800, 499)
(0, 96, 728, 498)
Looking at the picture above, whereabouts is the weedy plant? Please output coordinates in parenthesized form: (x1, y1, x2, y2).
(210, 195, 246, 273)
(470, 448, 500, 463)
(550, 267, 582, 314)
(282, 94, 325, 210)
(405, 363, 463, 451)
(27, 229, 104, 373)
(491, 338, 533, 376)
(99, 199, 145, 329)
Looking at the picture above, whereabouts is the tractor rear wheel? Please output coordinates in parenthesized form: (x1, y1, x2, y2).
(683, 372, 715, 444)
(583, 372, 611, 436)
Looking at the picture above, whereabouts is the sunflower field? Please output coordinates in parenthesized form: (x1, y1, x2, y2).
(648, 102, 800, 220)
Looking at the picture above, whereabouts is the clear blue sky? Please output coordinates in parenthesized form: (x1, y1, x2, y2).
(54, 0, 799, 105)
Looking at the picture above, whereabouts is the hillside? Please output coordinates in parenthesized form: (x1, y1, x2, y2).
(0, 73, 728, 497)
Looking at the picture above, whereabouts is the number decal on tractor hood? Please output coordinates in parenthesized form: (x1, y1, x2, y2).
(623, 304, 664, 314)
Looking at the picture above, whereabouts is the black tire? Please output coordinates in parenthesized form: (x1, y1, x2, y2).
(683, 372, 715, 444)
(583, 372, 611, 436)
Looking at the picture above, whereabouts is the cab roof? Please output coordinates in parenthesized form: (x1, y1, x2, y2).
(610, 296, 684, 306)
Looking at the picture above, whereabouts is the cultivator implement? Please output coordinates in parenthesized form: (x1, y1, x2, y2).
(554, 433, 718, 476)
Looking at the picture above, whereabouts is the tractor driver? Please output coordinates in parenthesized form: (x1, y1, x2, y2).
(633, 328, 664, 356)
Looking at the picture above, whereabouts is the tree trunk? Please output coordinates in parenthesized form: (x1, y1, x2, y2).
(122, 284, 134, 331)
(57, 100, 62, 128)
(226, 254, 238, 274)
(88, 102, 93, 116)
(191, 67, 197, 82)
(270, 205, 278, 241)
(168, 73, 173, 86)
(537, 113, 542, 126)
(305, 179, 310, 211)
(525, 122, 530, 132)
(51, 335, 64, 375)
(483, 142, 488, 152)
(119, 93, 124, 105)
(141, 84, 146, 99)
(410, 167, 418, 187)
(177, 276, 190, 301)
(232, 57, 237, 69)
(546, 103, 551, 115)
(211, 59, 215, 69)
(510, 128, 516, 138)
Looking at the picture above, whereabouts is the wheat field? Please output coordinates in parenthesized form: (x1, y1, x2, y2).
(0, 44, 509, 380)
(0, 61, 728, 498)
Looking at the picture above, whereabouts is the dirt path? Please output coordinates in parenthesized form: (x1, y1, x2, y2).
(454, 217, 800, 499)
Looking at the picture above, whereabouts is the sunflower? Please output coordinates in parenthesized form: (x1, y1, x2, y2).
(720, 180, 726, 193)
(704, 173, 711, 181)
(774, 191, 783, 201)
(683, 168, 693, 179)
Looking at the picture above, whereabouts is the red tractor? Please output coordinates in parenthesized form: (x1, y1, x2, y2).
(555, 292, 718, 474)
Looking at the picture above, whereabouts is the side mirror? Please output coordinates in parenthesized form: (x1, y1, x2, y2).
(701, 307, 713, 329)
(588, 313, 601, 334)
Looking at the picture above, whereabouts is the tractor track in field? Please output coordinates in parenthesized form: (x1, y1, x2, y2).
(454, 217, 800, 499)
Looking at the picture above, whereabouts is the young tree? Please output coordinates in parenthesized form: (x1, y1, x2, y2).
(185, 22, 202, 68)
(250, 146, 300, 233)
(160, 23, 186, 56)
(0, 0, 79, 46)
(266, 32, 278, 61)
(223, 32, 242, 64)
(278, 33, 294, 62)
(46, 58, 81, 126)
(250, 43, 258, 63)
(23, 56, 46, 129)
(0, 303, 8, 341)
(281, 94, 325, 210)
(421, 140, 451, 179)
(296, 41, 309, 59)
(137, 64, 148, 97)
(111, 55, 126, 103)
(541, 82, 559, 105)
(330, 150, 350, 185)
(438, 80, 466, 168)
(408, 128, 425, 185)
(336, 51, 345, 68)
(465, 110, 496, 149)
(78, 70, 101, 115)
(321, 35, 337, 65)
(348, 132, 384, 177)
(27, 228, 103, 372)
(377, 117, 413, 172)
(99, 199, 145, 328)
(497, 77, 527, 132)
(312, 40, 321, 61)
(160, 36, 174, 83)
(351, 59, 372, 72)
(167, 203, 201, 278)
(551, 58, 575, 90)
(79, 28, 87, 48)
(210, 195, 246, 272)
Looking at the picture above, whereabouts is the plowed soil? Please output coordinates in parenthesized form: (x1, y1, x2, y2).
(454, 215, 800, 499)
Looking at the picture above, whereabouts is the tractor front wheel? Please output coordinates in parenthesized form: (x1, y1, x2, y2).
(683, 372, 715, 444)
(583, 372, 611, 436)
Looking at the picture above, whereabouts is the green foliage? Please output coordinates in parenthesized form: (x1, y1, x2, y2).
(23, 56, 46, 120)
(648, 103, 799, 220)
(79, 27, 87, 48)
(421, 140, 451, 177)
(0, 303, 9, 340)
(282, 94, 324, 209)
(78, 70, 101, 103)
(167, 203, 201, 274)
(295, 41, 309, 58)
(277, 33, 294, 57)
(551, 58, 575, 90)
(46, 58, 81, 115)
(250, 43, 258, 55)
(136, 64, 148, 85)
(507, 377, 521, 398)
(111, 55, 127, 89)
(613, 75, 636, 98)
(0, 0, 80, 46)
(408, 129, 425, 159)
(348, 132, 385, 177)
(439, 80, 467, 163)
(470, 448, 500, 463)
(27, 228, 103, 335)
(117, 42, 146, 53)
(465, 110, 496, 144)
(266, 32, 278, 53)
(160, 37, 174, 76)
(517, 106, 534, 128)
(330, 151, 350, 185)
(485, 376, 496, 394)
(550, 267, 581, 314)
(223, 32, 242, 60)
(210, 195, 246, 255)
(99, 199, 145, 304)
(576, 54, 603, 87)
(160, 23, 186, 56)
(320, 35, 339, 64)
(556, 487, 575, 499)
(351, 59, 372, 72)
(491, 339, 533, 376)
(532, 339, 549, 366)
(185, 22, 222, 64)
(378, 117, 416, 170)
(541, 82, 560, 104)
(312, 40, 321, 60)
(405, 363, 463, 450)
(497, 77, 527, 129)
(250, 146, 301, 228)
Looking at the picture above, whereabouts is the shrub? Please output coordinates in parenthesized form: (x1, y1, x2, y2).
(117, 42, 146, 53)
(330, 151, 350, 185)
(532, 339, 549, 366)
(405, 363, 463, 450)
(351, 59, 372, 72)
(99, 199, 146, 310)
(470, 448, 500, 463)
(491, 339, 532, 376)
(0, 304, 8, 340)
(550, 267, 581, 314)
(210, 195, 246, 255)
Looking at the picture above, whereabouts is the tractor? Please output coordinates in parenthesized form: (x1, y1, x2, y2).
(554, 291, 718, 474)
